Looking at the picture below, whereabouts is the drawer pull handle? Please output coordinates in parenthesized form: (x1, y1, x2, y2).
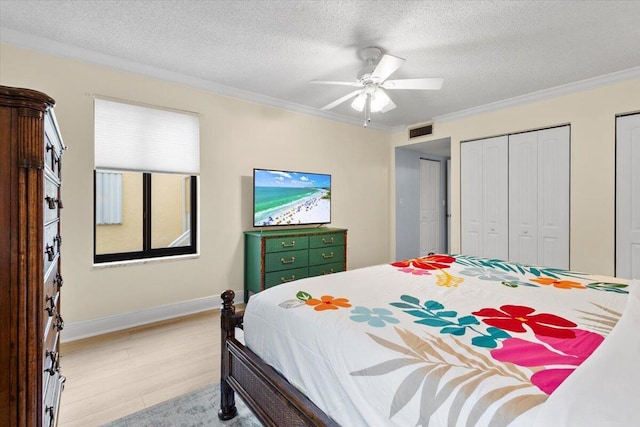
(322, 237, 334, 244)
(54, 273, 64, 288)
(45, 196, 57, 209)
(322, 269, 335, 275)
(55, 235, 62, 248)
(56, 198, 64, 209)
(281, 275, 296, 283)
(55, 314, 64, 331)
(45, 406, 55, 427)
(321, 252, 334, 259)
(45, 245, 55, 261)
(45, 295, 56, 316)
(45, 350, 60, 375)
(281, 240, 295, 247)
(280, 256, 296, 264)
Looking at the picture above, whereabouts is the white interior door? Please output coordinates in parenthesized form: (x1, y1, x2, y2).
(481, 136, 509, 260)
(447, 158, 451, 253)
(617, 113, 640, 279)
(420, 159, 441, 255)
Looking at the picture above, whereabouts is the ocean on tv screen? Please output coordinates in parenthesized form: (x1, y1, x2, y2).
(254, 186, 330, 226)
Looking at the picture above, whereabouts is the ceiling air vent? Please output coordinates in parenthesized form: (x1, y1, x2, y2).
(408, 123, 433, 139)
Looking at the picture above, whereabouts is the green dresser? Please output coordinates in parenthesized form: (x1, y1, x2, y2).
(244, 227, 347, 302)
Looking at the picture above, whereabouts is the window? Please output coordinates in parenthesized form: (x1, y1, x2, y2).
(94, 98, 199, 263)
(95, 171, 123, 225)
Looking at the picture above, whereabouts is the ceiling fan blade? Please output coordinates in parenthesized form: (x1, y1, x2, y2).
(382, 77, 444, 90)
(371, 54, 405, 82)
(309, 80, 362, 87)
(321, 89, 363, 110)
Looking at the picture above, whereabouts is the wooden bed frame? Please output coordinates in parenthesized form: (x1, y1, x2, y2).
(218, 290, 339, 426)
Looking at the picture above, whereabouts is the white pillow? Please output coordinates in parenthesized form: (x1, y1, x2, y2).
(534, 280, 640, 427)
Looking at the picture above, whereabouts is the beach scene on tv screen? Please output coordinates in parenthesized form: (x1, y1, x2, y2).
(254, 170, 331, 226)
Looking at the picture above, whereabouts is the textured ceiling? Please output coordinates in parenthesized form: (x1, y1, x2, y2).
(1, 0, 640, 131)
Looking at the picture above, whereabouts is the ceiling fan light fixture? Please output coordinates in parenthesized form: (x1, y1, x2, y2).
(350, 92, 367, 112)
(350, 87, 390, 113)
(370, 88, 390, 112)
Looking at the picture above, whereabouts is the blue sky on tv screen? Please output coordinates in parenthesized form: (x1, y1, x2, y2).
(255, 169, 330, 188)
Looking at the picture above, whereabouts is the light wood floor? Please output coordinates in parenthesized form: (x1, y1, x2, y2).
(58, 310, 221, 427)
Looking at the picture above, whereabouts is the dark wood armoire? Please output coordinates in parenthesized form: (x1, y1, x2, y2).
(1, 85, 66, 426)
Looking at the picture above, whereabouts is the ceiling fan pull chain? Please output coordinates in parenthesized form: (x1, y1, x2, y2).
(364, 93, 371, 127)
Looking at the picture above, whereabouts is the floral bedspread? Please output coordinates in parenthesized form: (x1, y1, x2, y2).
(243, 255, 632, 427)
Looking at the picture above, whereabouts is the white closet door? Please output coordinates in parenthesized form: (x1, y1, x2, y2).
(509, 132, 539, 265)
(537, 126, 570, 269)
(482, 136, 509, 260)
(461, 140, 484, 256)
(419, 159, 441, 256)
(617, 113, 640, 279)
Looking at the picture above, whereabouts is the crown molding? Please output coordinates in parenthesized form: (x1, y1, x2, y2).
(0, 28, 392, 132)
(5, 27, 637, 133)
(433, 66, 640, 123)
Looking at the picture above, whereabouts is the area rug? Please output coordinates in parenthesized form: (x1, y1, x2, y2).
(101, 384, 262, 427)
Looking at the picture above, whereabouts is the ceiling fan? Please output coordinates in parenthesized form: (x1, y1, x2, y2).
(310, 46, 443, 127)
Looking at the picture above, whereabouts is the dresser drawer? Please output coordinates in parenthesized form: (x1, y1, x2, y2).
(265, 267, 309, 288)
(308, 261, 345, 277)
(309, 246, 345, 266)
(265, 235, 309, 253)
(43, 322, 59, 372)
(44, 261, 63, 306)
(43, 371, 65, 427)
(43, 342, 61, 386)
(309, 232, 344, 248)
(42, 290, 60, 332)
(44, 117, 64, 179)
(43, 221, 61, 275)
(264, 249, 309, 272)
(44, 176, 60, 224)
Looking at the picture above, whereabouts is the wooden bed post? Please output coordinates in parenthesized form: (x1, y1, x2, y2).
(218, 290, 238, 420)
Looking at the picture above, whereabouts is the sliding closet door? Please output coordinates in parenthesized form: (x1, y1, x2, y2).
(509, 126, 569, 268)
(617, 113, 640, 279)
(537, 126, 570, 268)
(509, 131, 538, 264)
(461, 140, 483, 256)
(482, 137, 509, 260)
(461, 136, 508, 259)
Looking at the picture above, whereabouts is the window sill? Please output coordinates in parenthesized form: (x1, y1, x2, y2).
(92, 253, 200, 269)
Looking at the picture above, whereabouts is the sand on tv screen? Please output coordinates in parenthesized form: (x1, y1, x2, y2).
(253, 169, 331, 227)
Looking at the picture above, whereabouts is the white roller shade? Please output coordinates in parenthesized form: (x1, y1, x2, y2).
(95, 98, 200, 174)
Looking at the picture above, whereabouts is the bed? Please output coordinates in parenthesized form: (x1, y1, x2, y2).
(219, 254, 638, 426)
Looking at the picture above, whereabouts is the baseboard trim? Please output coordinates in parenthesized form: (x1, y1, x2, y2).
(61, 290, 245, 343)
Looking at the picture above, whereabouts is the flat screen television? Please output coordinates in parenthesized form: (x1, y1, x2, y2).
(253, 168, 331, 227)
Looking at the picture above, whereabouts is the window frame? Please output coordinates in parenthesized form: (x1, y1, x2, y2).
(93, 170, 198, 264)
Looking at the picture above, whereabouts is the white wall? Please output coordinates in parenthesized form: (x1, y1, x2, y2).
(0, 44, 391, 326)
(393, 78, 640, 276)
